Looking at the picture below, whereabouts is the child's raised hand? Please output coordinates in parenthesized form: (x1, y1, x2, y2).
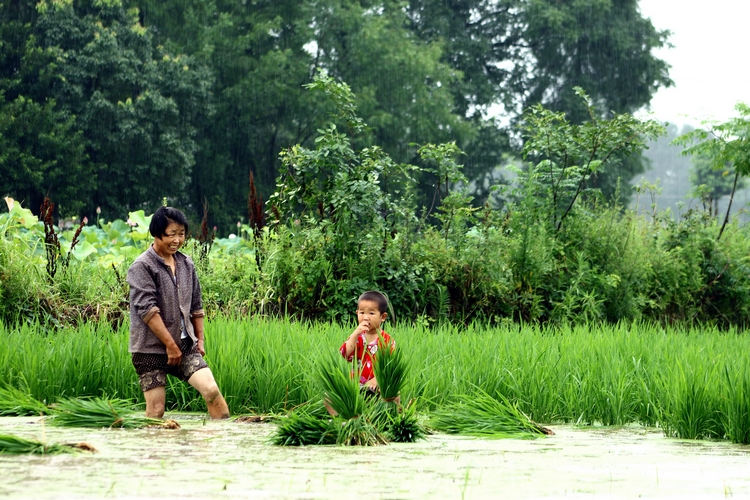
(351, 318, 370, 338)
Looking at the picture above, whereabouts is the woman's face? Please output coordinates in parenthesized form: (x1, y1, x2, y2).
(153, 221, 186, 258)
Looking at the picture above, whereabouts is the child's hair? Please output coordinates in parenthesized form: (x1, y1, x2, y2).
(149, 206, 189, 238)
(358, 291, 389, 314)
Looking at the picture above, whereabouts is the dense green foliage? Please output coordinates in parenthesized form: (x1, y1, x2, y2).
(3, 318, 750, 444)
(5, 78, 750, 327)
(1, 0, 671, 227)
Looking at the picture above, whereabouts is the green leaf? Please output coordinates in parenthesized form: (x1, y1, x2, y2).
(71, 241, 97, 261)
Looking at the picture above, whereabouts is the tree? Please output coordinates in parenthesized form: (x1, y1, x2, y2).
(0, 0, 90, 216)
(126, 0, 319, 230)
(405, 0, 672, 204)
(521, 0, 672, 120)
(688, 154, 743, 218)
(130, 0, 478, 228)
(311, 0, 472, 160)
(676, 102, 750, 240)
(34, 0, 212, 220)
(518, 0, 672, 204)
(513, 88, 663, 232)
(2, 0, 673, 226)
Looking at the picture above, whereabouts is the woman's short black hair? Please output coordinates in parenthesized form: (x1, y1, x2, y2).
(149, 206, 189, 238)
(358, 291, 389, 315)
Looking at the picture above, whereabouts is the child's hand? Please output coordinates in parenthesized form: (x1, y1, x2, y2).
(352, 318, 370, 337)
(364, 378, 378, 391)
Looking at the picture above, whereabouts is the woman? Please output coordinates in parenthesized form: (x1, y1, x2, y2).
(127, 206, 229, 418)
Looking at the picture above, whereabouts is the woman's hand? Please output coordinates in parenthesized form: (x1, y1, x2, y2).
(166, 342, 182, 366)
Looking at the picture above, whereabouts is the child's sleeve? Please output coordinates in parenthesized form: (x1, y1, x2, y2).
(340, 335, 361, 361)
(339, 341, 349, 359)
(384, 332, 395, 350)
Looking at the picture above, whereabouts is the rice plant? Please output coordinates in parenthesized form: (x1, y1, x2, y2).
(337, 411, 388, 446)
(655, 357, 724, 440)
(371, 336, 406, 402)
(272, 346, 419, 446)
(722, 364, 750, 444)
(317, 352, 365, 420)
(48, 397, 179, 429)
(429, 388, 550, 438)
(5, 318, 750, 444)
(0, 434, 96, 454)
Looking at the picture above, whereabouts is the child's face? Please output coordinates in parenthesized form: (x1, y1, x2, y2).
(356, 299, 387, 333)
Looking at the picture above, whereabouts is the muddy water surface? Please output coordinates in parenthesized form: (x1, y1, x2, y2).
(2, 415, 749, 499)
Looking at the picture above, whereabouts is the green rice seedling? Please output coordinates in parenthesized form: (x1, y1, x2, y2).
(48, 397, 178, 429)
(372, 335, 406, 402)
(429, 388, 549, 438)
(0, 434, 96, 454)
(0, 384, 50, 416)
(315, 352, 387, 445)
(317, 352, 365, 420)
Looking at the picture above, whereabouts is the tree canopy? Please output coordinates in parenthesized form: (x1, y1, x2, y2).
(1, 0, 672, 228)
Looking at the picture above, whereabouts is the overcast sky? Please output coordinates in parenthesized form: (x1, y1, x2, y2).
(636, 0, 749, 127)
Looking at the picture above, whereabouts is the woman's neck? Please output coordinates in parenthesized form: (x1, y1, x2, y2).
(152, 244, 174, 261)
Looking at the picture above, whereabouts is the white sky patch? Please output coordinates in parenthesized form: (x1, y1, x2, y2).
(636, 0, 750, 127)
(303, 40, 318, 57)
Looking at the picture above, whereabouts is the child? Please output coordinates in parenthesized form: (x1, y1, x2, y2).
(340, 291, 395, 393)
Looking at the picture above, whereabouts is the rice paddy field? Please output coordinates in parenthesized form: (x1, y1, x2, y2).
(0, 415, 749, 499)
(3, 319, 750, 497)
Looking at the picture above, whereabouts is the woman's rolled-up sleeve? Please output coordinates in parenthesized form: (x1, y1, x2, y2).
(127, 261, 160, 324)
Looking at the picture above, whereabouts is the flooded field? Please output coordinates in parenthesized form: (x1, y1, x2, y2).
(2, 414, 749, 499)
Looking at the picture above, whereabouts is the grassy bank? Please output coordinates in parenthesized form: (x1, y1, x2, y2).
(1, 318, 749, 442)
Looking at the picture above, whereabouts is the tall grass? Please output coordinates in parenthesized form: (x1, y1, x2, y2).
(2, 318, 750, 443)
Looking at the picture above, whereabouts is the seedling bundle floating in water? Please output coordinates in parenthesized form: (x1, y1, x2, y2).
(0, 384, 50, 416)
(0, 387, 180, 429)
(0, 434, 97, 455)
(272, 341, 424, 446)
(429, 388, 553, 438)
(48, 397, 180, 429)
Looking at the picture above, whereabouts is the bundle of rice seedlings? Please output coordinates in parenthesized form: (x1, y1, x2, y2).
(429, 389, 552, 438)
(337, 412, 388, 446)
(371, 337, 406, 403)
(0, 385, 50, 416)
(48, 397, 179, 429)
(385, 401, 426, 443)
(271, 411, 338, 446)
(0, 434, 97, 454)
(317, 353, 365, 420)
